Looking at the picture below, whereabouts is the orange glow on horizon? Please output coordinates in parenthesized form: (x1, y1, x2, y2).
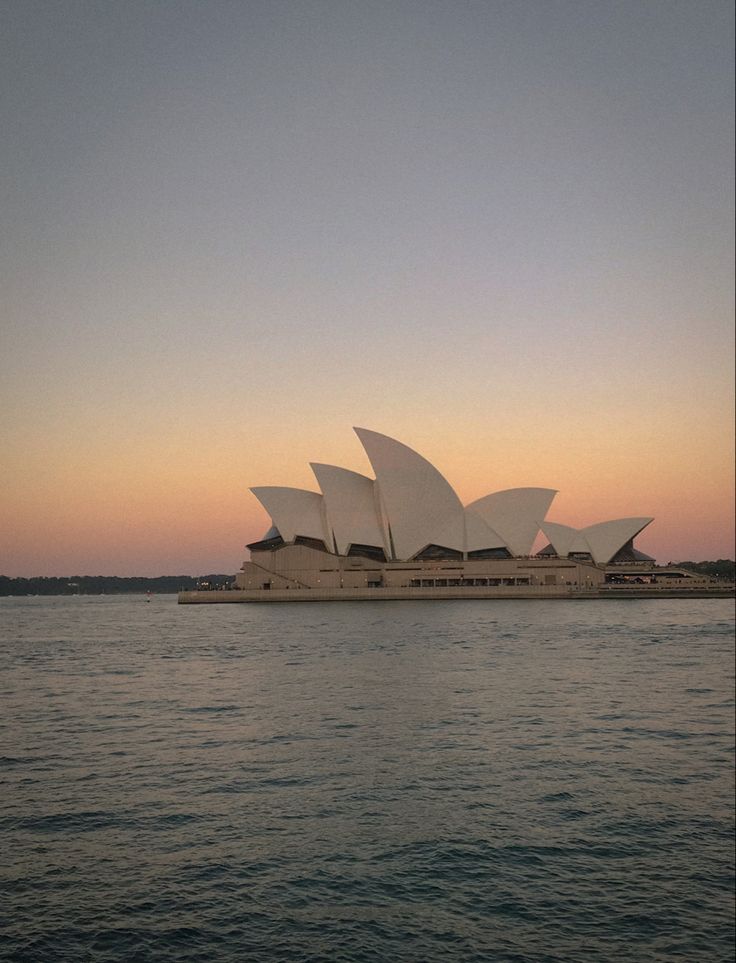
(3, 415, 732, 576)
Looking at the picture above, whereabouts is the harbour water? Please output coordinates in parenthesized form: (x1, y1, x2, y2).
(1, 596, 734, 961)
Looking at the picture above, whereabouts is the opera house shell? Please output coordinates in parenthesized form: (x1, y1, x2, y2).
(246, 427, 653, 566)
(175, 425, 731, 603)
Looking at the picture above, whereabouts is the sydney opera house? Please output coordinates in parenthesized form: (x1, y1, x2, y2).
(178, 428, 730, 603)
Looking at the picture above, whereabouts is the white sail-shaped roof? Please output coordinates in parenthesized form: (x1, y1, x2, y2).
(582, 518, 653, 565)
(311, 463, 388, 556)
(541, 517, 653, 564)
(539, 522, 580, 558)
(247, 430, 654, 564)
(250, 486, 329, 545)
(354, 427, 466, 559)
(464, 509, 507, 553)
(466, 488, 557, 557)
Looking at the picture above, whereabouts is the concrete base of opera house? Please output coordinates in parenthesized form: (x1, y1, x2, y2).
(178, 546, 733, 603)
(178, 584, 734, 603)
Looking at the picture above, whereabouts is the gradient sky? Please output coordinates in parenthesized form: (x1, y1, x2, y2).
(2, 0, 734, 576)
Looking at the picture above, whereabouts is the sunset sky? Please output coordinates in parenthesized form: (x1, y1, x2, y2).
(2, 0, 733, 576)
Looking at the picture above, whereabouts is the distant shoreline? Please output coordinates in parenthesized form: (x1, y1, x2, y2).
(0, 575, 233, 596)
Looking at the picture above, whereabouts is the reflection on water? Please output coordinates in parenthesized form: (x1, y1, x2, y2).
(1, 597, 734, 961)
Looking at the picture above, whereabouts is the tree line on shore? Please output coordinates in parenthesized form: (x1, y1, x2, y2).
(0, 575, 234, 596)
(1, 561, 733, 595)
(672, 560, 734, 580)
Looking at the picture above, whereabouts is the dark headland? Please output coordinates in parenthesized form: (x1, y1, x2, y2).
(0, 575, 233, 596)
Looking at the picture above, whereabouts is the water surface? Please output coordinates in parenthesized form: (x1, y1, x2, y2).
(1, 596, 734, 961)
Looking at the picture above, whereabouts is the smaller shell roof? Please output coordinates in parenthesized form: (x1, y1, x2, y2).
(582, 518, 653, 565)
(540, 517, 653, 565)
(311, 463, 387, 556)
(466, 488, 557, 557)
(250, 486, 328, 545)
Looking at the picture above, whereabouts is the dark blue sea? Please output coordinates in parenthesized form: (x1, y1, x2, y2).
(1, 596, 734, 962)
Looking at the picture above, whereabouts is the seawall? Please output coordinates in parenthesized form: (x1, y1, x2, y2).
(178, 584, 735, 604)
